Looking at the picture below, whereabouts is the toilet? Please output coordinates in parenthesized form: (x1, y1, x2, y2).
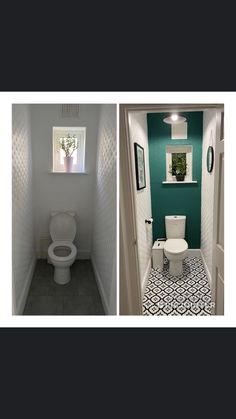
(164, 215, 188, 276)
(48, 211, 77, 285)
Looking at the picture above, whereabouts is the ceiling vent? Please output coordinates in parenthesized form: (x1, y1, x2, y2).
(61, 104, 80, 118)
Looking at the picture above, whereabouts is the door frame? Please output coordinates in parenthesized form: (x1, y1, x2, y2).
(120, 103, 224, 315)
(120, 105, 142, 314)
(211, 109, 224, 315)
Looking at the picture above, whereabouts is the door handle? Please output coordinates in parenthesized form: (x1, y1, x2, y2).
(145, 218, 153, 224)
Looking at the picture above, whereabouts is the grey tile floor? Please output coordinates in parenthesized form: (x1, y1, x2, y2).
(23, 259, 105, 315)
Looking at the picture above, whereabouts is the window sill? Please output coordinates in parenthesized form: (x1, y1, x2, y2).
(50, 171, 88, 174)
(162, 180, 197, 184)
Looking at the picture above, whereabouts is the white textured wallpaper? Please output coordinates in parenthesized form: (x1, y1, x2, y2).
(129, 112, 153, 292)
(201, 110, 217, 284)
(12, 105, 36, 313)
(91, 105, 117, 314)
(31, 104, 101, 258)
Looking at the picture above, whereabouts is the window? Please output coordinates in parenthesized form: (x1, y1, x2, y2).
(166, 145, 192, 182)
(52, 127, 86, 172)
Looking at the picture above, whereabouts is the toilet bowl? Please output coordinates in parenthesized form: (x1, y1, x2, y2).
(164, 238, 188, 276)
(48, 212, 77, 284)
(164, 215, 188, 276)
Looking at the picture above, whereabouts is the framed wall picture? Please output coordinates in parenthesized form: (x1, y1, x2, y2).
(134, 142, 146, 190)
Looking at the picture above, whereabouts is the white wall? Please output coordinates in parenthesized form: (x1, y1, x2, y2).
(129, 112, 152, 293)
(91, 105, 117, 314)
(201, 110, 217, 285)
(12, 105, 36, 314)
(31, 104, 101, 259)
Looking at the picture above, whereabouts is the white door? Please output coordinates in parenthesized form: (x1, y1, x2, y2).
(119, 105, 143, 315)
(212, 110, 224, 315)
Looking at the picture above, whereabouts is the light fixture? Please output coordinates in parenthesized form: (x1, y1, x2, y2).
(163, 113, 186, 124)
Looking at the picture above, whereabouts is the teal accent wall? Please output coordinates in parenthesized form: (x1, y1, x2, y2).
(147, 112, 203, 248)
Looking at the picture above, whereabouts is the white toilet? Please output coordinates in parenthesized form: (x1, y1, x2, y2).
(164, 215, 188, 276)
(48, 211, 77, 285)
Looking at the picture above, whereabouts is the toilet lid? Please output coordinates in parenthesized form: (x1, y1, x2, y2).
(164, 239, 188, 254)
(50, 212, 76, 241)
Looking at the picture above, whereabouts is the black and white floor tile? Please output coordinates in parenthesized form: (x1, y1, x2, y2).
(143, 257, 213, 315)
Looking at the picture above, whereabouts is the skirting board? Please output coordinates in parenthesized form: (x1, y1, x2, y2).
(14, 255, 37, 315)
(200, 250, 212, 290)
(76, 250, 91, 260)
(142, 259, 151, 297)
(91, 256, 109, 315)
(187, 249, 201, 257)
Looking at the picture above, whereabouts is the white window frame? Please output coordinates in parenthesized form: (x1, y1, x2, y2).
(166, 145, 192, 182)
(52, 126, 86, 173)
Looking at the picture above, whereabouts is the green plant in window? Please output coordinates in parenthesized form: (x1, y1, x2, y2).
(169, 153, 187, 176)
(58, 134, 78, 157)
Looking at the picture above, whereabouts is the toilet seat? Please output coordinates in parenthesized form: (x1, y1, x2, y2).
(164, 239, 188, 254)
(48, 241, 77, 262)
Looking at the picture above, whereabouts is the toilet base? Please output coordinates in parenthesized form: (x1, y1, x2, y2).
(54, 267, 71, 285)
(169, 260, 183, 276)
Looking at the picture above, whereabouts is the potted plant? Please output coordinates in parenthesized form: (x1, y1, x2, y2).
(58, 134, 78, 172)
(169, 153, 187, 181)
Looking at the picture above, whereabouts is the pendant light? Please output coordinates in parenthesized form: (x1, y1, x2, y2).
(163, 113, 186, 124)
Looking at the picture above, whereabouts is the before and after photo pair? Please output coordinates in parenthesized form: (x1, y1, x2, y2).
(2, 95, 228, 325)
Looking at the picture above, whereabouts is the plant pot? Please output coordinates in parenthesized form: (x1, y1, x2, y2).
(64, 156, 73, 172)
(176, 174, 185, 181)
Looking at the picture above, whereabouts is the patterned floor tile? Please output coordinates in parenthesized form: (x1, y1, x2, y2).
(143, 257, 213, 316)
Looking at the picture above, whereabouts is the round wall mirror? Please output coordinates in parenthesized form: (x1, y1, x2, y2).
(207, 146, 214, 173)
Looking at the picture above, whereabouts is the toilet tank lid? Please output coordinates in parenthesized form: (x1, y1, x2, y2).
(165, 215, 186, 220)
(50, 212, 76, 241)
